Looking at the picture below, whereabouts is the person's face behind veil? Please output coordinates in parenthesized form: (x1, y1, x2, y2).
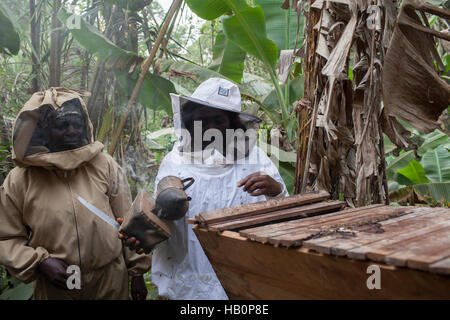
(181, 102, 252, 160)
(48, 107, 88, 153)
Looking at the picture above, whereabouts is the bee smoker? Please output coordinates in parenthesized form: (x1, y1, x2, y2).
(119, 177, 194, 253)
(154, 176, 194, 220)
(119, 191, 172, 254)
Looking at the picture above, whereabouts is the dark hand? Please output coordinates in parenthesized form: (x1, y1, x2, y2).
(37, 257, 70, 290)
(130, 275, 148, 300)
(117, 218, 145, 254)
(238, 171, 282, 197)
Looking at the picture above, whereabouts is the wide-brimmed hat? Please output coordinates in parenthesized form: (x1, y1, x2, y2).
(173, 78, 261, 124)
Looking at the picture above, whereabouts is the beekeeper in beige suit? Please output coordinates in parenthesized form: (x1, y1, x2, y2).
(0, 88, 151, 300)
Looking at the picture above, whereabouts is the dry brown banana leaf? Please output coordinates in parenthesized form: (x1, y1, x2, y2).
(382, 0, 450, 134)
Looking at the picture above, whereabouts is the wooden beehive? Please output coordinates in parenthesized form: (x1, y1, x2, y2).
(190, 191, 450, 299)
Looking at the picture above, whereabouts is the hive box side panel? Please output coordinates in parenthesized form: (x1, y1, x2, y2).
(193, 228, 450, 300)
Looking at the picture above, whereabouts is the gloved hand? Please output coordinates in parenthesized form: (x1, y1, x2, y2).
(37, 257, 70, 290)
(130, 275, 148, 300)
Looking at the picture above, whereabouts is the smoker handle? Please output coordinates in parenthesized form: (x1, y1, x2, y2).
(181, 177, 195, 191)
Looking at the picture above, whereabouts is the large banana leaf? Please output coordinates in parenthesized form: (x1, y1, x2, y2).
(397, 160, 430, 185)
(221, 4, 279, 70)
(0, 4, 20, 55)
(413, 182, 450, 205)
(255, 0, 301, 51)
(417, 129, 450, 156)
(187, 0, 279, 70)
(421, 145, 450, 182)
(261, 75, 304, 120)
(239, 73, 273, 98)
(277, 161, 295, 195)
(384, 134, 396, 154)
(210, 30, 246, 83)
(58, 8, 175, 113)
(185, 0, 231, 20)
(104, 0, 152, 11)
(389, 182, 450, 206)
(58, 8, 134, 60)
(386, 150, 415, 180)
(113, 70, 175, 114)
(186, 0, 285, 117)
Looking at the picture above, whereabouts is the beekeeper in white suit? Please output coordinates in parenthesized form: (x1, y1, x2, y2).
(125, 78, 287, 300)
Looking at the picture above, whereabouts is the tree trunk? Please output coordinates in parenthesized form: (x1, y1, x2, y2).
(86, 4, 118, 136)
(30, 0, 41, 92)
(79, 0, 92, 91)
(294, 0, 394, 207)
(49, 0, 63, 87)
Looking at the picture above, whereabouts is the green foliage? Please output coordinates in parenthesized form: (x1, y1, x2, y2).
(221, 3, 279, 70)
(386, 127, 450, 206)
(0, 282, 33, 300)
(0, 4, 20, 55)
(58, 7, 176, 114)
(209, 30, 246, 83)
(58, 7, 134, 60)
(0, 266, 33, 300)
(114, 70, 176, 115)
(185, 0, 231, 20)
(104, 0, 152, 11)
(417, 130, 450, 156)
(255, 0, 302, 52)
(412, 182, 450, 205)
(163, 59, 229, 86)
(277, 161, 295, 195)
(186, 0, 290, 123)
(0, 142, 11, 163)
(421, 145, 450, 182)
(383, 134, 397, 154)
(386, 150, 415, 180)
(389, 182, 450, 207)
(397, 160, 430, 185)
(143, 270, 161, 300)
(0, 141, 13, 185)
(261, 75, 304, 121)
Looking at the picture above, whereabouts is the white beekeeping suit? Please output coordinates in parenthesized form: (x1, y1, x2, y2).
(151, 78, 287, 300)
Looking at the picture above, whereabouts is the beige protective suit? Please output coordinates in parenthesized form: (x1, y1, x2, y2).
(0, 88, 152, 299)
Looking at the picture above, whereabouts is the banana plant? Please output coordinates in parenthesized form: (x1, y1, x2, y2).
(209, 30, 246, 83)
(0, 3, 20, 55)
(58, 7, 176, 114)
(185, 0, 301, 127)
(385, 128, 450, 206)
(104, 0, 152, 11)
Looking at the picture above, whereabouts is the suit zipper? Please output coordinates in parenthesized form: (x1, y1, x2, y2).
(63, 171, 83, 293)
